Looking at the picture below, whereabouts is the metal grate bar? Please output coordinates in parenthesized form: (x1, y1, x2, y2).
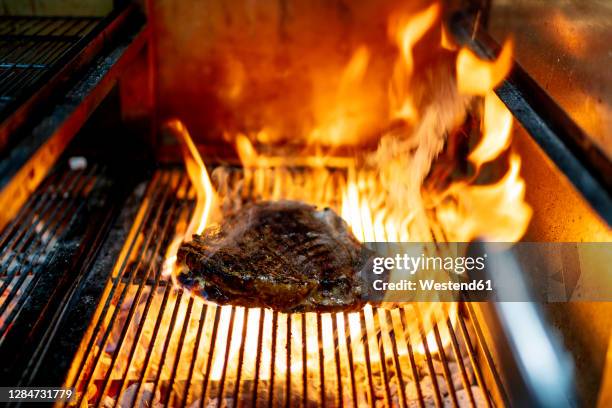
(0, 168, 87, 279)
(398, 308, 424, 408)
(0, 19, 57, 68)
(433, 321, 459, 408)
(0, 165, 99, 343)
(231, 306, 249, 407)
(96, 175, 188, 406)
(0, 168, 65, 252)
(268, 310, 279, 407)
(67, 171, 179, 407)
(385, 309, 408, 408)
(200, 304, 221, 407)
(0, 19, 95, 100)
(252, 307, 266, 407)
(0, 16, 100, 111)
(64, 168, 505, 408)
(415, 304, 444, 408)
(457, 312, 493, 408)
(447, 315, 477, 407)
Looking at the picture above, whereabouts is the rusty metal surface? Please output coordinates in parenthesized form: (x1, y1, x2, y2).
(488, 0, 612, 159)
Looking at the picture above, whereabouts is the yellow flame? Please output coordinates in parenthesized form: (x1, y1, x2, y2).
(469, 92, 513, 166)
(308, 46, 373, 146)
(440, 24, 456, 51)
(166, 119, 216, 236)
(340, 46, 370, 90)
(414, 303, 458, 354)
(162, 120, 217, 281)
(235, 133, 259, 167)
(438, 154, 532, 242)
(394, 3, 440, 77)
(389, 3, 440, 123)
(456, 39, 513, 96)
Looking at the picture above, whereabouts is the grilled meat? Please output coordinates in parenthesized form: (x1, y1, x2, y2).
(176, 200, 374, 312)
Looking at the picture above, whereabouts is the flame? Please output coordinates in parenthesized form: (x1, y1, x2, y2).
(469, 92, 513, 167)
(71, 4, 538, 405)
(440, 24, 457, 51)
(308, 46, 375, 146)
(456, 39, 513, 96)
(438, 154, 532, 242)
(389, 3, 440, 123)
(165, 2, 529, 365)
(162, 120, 217, 282)
(235, 132, 259, 167)
(166, 119, 216, 236)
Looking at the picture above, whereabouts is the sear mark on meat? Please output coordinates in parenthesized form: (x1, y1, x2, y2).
(176, 200, 374, 312)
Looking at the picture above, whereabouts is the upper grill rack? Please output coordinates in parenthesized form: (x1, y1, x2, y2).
(0, 163, 101, 345)
(0, 16, 100, 115)
(61, 167, 505, 408)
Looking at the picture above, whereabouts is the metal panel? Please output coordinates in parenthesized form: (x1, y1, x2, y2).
(487, 0, 612, 160)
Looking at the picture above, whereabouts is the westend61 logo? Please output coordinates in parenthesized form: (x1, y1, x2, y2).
(371, 253, 487, 275)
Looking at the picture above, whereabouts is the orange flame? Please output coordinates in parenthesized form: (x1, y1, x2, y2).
(456, 39, 514, 96)
(469, 92, 513, 167)
(166, 2, 530, 364)
(235, 133, 259, 167)
(162, 120, 217, 281)
(308, 45, 375, 147)
(389, 3, 440, 123)
(438, 154, 532, 242)
(440, 23, 457, 51)
(166, 119, 216, 236)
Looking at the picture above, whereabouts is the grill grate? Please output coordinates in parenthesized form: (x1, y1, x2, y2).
(64, 168, 502, 408)
(0, 164, 102, 344)
(0, 16, 100, 114)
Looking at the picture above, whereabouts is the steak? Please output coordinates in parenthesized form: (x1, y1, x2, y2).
(176, 200, 374, 312)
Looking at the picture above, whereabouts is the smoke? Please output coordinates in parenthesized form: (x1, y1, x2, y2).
(370, 54, 471, 241)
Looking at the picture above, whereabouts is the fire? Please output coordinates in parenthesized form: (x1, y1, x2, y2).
(308, 45, 377, 147)
(437, 154, 532, 242)
(66, 3, 537, 406)
(456, 38, 514, 96)
(164, 2, 530, 362)
(469, 92, 513, 167)
(90, 2, 532, 405)
(389, 3, 440, 123)
(165, 119, 216, 236)
(161, 120, 217, 282)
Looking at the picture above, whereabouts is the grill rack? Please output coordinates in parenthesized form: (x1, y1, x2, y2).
(0, 16, 100, 115)
(0, 164, 101, 344)
(61, 168, 506, 408)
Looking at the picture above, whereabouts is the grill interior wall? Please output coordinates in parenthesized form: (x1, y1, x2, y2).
(148, 0, 440, 152)
(62, 167, 504, 408)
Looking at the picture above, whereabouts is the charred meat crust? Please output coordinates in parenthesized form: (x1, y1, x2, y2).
(176, 200, 372, 312)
